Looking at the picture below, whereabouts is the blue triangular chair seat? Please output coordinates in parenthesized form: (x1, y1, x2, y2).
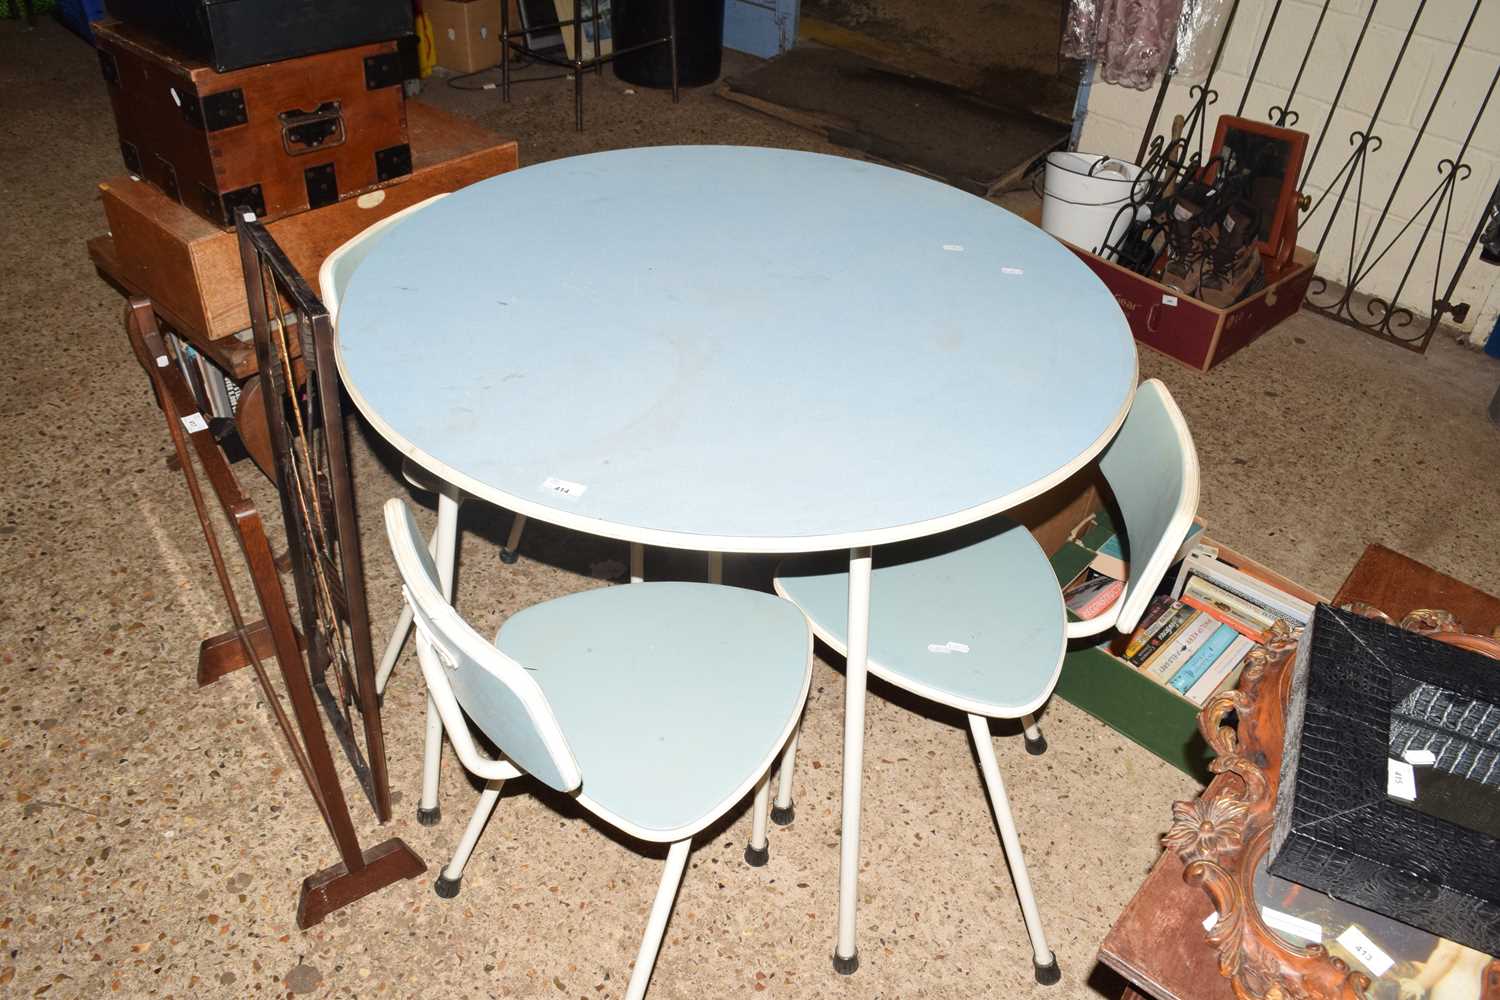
(774, 517, 1065, 718)
(496, 581, 812, 840)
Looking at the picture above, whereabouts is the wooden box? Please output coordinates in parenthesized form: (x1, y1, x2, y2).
(1069, 246, 1317, 372)
(96, 102, 518, 357)
(95, 19, 410, 227)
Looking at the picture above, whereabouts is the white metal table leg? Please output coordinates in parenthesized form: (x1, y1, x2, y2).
(833, 546, 873, 973)
(968, 713, 1060, 985)
(745, 773, 770, 867)
(1021, 712, 1048, 756)
(417, 489, 463, 825)
(771, 726, 800, 825)
(707, 551, 723, 584)
(500, 513, 526, 564)
(629, 542, 644, 584)
(624, 839, 691, 1000)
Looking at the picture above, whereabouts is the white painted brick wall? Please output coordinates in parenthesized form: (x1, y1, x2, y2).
(1076, 0, 1500, 338)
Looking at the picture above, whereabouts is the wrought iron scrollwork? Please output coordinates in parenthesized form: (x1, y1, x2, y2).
(1131, 0, 1499, 354)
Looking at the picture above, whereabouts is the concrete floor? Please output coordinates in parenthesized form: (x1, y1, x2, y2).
(4, 15, 1500, 1000)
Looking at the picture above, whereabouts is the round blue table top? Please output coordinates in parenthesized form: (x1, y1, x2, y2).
(336, 145, 1137, 553)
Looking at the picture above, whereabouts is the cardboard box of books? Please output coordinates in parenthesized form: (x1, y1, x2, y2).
(1062, 529, 1316, 709)
(1025, 466, 1310, 700)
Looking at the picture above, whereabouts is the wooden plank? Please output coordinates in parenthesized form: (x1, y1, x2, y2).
(1098, 839, 1237, 1000)
(719, 46, 1066, 197)
(1333, 543, 1500, 636)
(88, 234, 262, 378)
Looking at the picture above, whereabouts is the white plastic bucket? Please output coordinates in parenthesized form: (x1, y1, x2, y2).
(1041, 152, 1149, 259)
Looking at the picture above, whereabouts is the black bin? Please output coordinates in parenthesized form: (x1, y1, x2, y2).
(612, 0, 724, 89)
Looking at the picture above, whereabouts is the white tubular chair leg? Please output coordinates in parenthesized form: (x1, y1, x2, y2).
(624, 839, 691, 1000)
(375, 519, 443, 696)
(630, 542, 644, 584)
(771, 726, 800, 826)
(967, 714, 1060, 986)
(434, 779, 505, 898)
(416, 693, 445, 826)
(374, 604, 413, 696)
(745, 773, 770, 867)
(501, 513, 526, 564)
(707, 551, 723, 585)
(1021, 712, 1047, 756)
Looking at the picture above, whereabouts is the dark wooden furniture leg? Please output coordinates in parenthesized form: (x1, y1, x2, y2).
(233, 376, 276, 481)
(127, 298, 422, 928)
(238, 216, 393, 824)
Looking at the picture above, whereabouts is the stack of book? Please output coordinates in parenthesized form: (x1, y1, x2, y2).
(1119, 545, 1314, 706)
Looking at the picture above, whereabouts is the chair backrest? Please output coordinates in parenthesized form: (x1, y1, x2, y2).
(1098, 378, 1201, 634)
(383, 498, 583, 793)
(318, 193, 450, 322)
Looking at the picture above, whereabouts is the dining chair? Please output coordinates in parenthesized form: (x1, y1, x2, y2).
(772, 378, 1199, 984)
(383, 498, 811, 999)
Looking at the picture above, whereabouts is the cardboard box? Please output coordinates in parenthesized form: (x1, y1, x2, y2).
(95, 102, 518, 357)
(1069, 245, 1317, 373)
(1020, 470, 1323, 780)
(428, 0, 504, 73)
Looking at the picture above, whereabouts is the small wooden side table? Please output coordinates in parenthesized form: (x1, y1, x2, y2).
(1098, 544, 1500, 1000)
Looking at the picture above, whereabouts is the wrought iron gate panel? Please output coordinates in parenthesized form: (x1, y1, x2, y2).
(1135, 0, 1500, 353)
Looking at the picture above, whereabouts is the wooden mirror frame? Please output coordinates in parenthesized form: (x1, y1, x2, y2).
(1205, 116, 1309, 272)
(1164, 611, 1500, 999)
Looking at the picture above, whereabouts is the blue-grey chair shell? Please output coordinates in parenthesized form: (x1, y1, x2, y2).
(1097, 378, 1200, 635)
(384, 498, 582, 793)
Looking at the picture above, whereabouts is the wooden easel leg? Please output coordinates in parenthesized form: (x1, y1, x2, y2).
(197, 621, 304, 686)
(296, 837, 426, 928)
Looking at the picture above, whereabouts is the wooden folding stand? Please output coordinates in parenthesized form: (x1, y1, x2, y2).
(126, 299, 423, 928)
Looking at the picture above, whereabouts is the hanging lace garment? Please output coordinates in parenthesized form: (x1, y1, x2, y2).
(1062, 0, 1185, 90)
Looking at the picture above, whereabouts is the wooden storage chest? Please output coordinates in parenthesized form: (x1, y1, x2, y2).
(95, 19, 411, 227)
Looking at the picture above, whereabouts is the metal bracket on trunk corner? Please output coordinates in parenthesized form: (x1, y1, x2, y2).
(364, 52, 404, 91)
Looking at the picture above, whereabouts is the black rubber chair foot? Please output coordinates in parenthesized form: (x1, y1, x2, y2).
(744, 844, 769, 867)
(499, 548, 519, 565)
(770, 804, 795, 826)
(416, 805, 441, 827)
(1024, 732, 1049, 756)
(433, 873, 461, 899)
(832, 951, 859, 976)
(1034, 957, 1061, 985)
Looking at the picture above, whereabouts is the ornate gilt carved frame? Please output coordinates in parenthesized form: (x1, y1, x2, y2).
(1164, 612, 1500, 1000)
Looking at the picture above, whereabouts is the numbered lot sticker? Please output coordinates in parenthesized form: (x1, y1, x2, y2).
(541, 477, 587, 499)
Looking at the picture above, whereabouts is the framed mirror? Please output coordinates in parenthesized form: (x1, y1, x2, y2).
(1205, 116, 1308, 262)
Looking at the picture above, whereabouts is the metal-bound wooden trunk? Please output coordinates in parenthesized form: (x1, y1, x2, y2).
(95, 19, 411, 228)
